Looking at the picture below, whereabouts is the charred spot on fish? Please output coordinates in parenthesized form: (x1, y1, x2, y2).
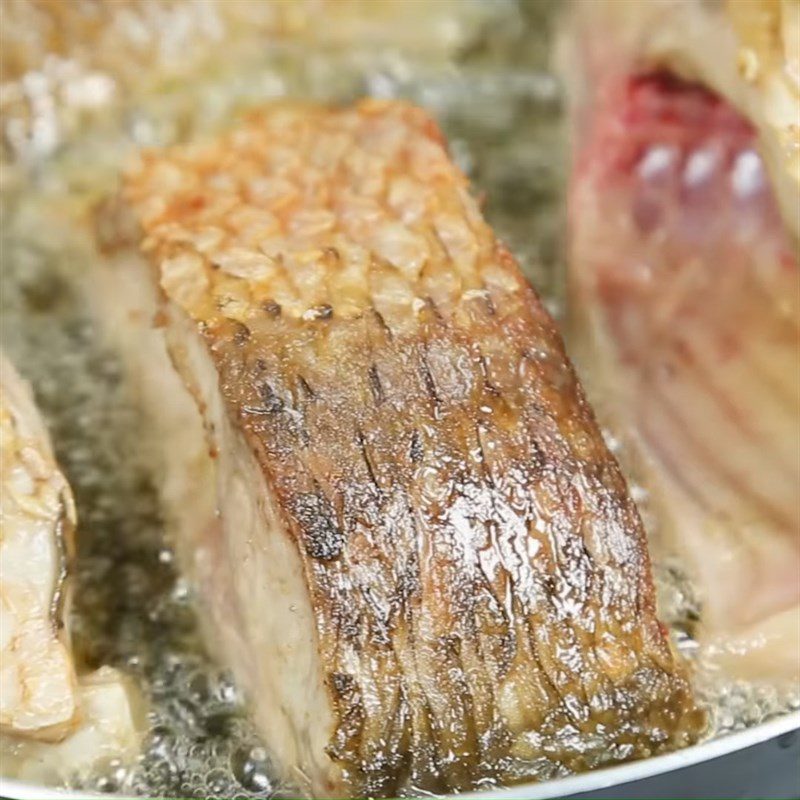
(420, 350, 440, 406)
(336, 602, 362, 643)
(368, 364, 385, 405)
(423, 296, 445, 324)
(326, 671, 365, 765)
(356, 428, 380, 487)
(529, 438, 547, 474)
(262, 300, 282, 317)
(232, 322, 251, 345)
(360, 586, 393, 646)
(292, 492, 344, 561)
(577, 555, 596, 604)
(328, 671, 357, 700)
(409, 430, 424, 463)
(296, 375, 316, 401)
(258, 382, 284, 413)
(322, 247, 341, 265)
(241, 380, 285, 416)
(297, 426, 311, 448)
(395, 556, 420, 607)
(371, 309, 393, 339)
(523, 347, 552, 366)
(478, 354, 501, 396)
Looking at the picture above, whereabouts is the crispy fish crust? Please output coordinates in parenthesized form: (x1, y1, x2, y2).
(122, 100, 703, 796)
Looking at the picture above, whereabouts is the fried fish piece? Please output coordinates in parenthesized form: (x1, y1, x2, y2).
(1, 352, 78, 742)
(562, 0, 800, 679)
(0, 354, 141, 779)
(100, 99, 703, 797)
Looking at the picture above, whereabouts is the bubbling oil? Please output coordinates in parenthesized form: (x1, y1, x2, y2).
(655, 550, 800, 735)
(0, 1, 796, 797)
(0, 229, 278, 798)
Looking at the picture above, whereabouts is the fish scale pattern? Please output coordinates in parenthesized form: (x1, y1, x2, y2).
(124, 99, 703, 796)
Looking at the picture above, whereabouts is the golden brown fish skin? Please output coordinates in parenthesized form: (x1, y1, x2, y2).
(206, 295, 699, 795)
(122, 100, 703, 796)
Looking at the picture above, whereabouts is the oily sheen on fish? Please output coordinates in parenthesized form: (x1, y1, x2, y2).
(99, 100, 703, 797)
(563, 0, 800, 679)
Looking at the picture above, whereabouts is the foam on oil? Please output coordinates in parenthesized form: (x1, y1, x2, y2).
(0, 1, 796, 797)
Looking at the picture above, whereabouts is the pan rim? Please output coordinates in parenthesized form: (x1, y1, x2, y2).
(1, 711, 798, 800)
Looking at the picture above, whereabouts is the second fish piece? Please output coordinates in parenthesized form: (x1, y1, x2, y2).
(563, 0, 800, 679)
(0, 353, 141, 783)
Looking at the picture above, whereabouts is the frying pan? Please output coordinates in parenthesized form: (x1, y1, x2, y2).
(2, 711, 798, 799)
(0, 2, 797, 799)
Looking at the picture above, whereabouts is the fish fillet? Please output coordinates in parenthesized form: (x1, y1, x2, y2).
(0, 354, 141, 779)
(96, 99, 703, 797)
(562, 0, 800, 678)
